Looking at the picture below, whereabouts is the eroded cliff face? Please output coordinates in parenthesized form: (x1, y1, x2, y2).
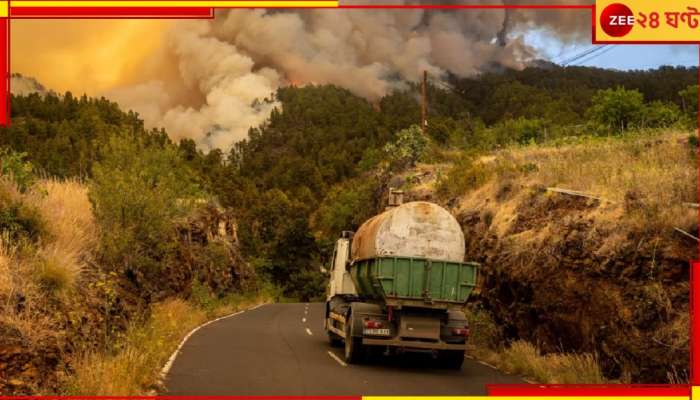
(393, 147, 694, 382)
(455, 185, 691, 382)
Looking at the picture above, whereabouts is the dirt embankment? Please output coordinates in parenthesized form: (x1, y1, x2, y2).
(396, 132, 695, 383)
(456, 185, 692, 382)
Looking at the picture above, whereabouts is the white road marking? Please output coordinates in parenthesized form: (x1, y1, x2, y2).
(302, 317, 307, 323)
(305, 328, 313, 336)
(327, 351, 347, 367)
(478, 360, 498, 370)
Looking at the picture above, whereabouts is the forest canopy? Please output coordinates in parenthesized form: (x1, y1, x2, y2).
(1, 64, 697, 298)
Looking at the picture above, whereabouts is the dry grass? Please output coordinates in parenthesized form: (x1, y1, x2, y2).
(28, 179, 97, 292)
(0, 178, 96, 296)
(64, 292, 272, 395)
(465, 307, 606, 384)
(0, 238, 12, 297)
(500, 132, 695, 201)
(64, 299, 207, 395)
(444, 130, 697, 238)
(499, 340, 605, 384)
(494, 131, 697, 229)
(0, 178, 97, 355)
(30, 179, 97, 252)
(0, 236, 59, 350)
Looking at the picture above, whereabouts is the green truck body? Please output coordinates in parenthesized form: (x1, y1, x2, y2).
(350, 256, 478, 307)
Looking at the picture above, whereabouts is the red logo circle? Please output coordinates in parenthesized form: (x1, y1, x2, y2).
(600, 3, 634, 37)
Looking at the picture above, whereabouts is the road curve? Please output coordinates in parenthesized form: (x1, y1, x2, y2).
(164, 303, 523, 395)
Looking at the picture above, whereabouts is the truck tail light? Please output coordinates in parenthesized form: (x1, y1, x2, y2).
(364, 319, 384, 329)
(451, 327, 470, 337)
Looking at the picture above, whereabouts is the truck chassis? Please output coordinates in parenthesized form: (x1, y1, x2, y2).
(325, 299, 468, 369)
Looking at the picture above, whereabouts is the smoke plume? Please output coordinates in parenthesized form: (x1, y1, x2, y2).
(10, 73, 48, 96)
(105, 2, 591, 151)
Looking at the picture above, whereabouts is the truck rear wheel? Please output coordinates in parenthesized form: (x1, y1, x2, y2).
(344, 313, 364, 363)
(438, 350, 465, 370)
(328, 332, 343, 347)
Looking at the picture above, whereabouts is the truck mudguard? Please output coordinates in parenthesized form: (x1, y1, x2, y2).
(348, 302, 383, 338)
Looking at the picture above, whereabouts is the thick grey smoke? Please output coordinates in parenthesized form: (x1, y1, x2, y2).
(108, 3, 591, 152)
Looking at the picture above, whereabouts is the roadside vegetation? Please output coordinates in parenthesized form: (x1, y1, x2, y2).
(437, 129, 696, 232)
(64, 289, 274, 396)
(431, 129, 694, 383)
(0, 64, 696, 392)
(0, 137, 261, 393)
(464, 306, 605, 384)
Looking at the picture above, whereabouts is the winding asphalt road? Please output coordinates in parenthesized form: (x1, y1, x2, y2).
(163, 303, 523, 395)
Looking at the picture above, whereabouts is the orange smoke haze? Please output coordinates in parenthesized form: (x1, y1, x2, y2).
(10, 6, 590, 151)
(11, 19, 174, 96)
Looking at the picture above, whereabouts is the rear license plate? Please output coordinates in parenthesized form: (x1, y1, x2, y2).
(363, 328, 390, 336)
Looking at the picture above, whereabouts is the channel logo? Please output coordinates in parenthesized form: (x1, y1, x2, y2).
(594, 0, 700, 43)
(600, 3, 635, 37)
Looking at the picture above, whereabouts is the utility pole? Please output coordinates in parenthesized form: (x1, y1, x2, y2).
(421, 70, 427, 135)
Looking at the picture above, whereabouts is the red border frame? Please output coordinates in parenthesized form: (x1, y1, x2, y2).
(9, 7, 215, 17)
(1, 2, 698, 397)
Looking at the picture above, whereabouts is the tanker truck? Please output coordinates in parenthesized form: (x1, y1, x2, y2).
(324, 197, 478, 369)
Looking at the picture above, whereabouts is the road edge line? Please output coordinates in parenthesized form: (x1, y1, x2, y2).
(327, 350, 347, 367)
(477, 360, 498, 370)
(158, 302, 270, 382)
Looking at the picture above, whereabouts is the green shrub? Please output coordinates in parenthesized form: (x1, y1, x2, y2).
(587, 87, 680, 133)
(0, 191, 44, 243)
(311, 175, 379, 238)
(383, 125, 429, 170)
(426, 117, 454, 145)
(287, 267, 327, 302)
(89, 134, 203, 286)
(491, 118, 549, 145)
(638, 101, 682, 128)
(679, 84, 698, 124)
(586, 87, 644, 134)
(0, 148, 35, 192)
(190, 279, 217, 313)
(465, 305, 502, 350)
(436, 154, 493, 199)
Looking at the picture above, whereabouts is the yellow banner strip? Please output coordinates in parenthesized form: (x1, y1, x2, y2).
(11, 0, 337, 7)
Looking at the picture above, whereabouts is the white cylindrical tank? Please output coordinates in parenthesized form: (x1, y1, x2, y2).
(351, 201, 465, 262)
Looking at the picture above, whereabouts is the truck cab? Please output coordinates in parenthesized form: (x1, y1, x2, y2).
(326, 231, 357, 302)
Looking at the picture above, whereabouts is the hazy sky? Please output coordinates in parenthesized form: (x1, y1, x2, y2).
(11, 11, 696, 151)
(10, 17, 698, 98)
(11, 19, 172, 95)
(523, 28, 698, 70)
(573, 44, 697, 69)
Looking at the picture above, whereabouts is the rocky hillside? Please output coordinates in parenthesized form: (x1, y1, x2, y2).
(398, 131, 696, 383)
(0, 176, 254, 394)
